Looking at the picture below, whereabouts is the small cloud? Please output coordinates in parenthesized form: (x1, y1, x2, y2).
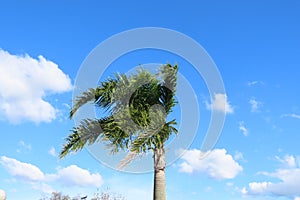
(205, 186, 212, 192)
(178, 148, 242, 180)
(206, 93, 234, 114)
(241, 187, 248, 195)
(234, 151, 245, 161)
(248, 181, 272, 195)
(31, 183, 54, 194)
(247, 81, 264, 87)
(62, 103, 71, 109)
(48, 147, 57, 157)
(249, 98, 262, 112)
(281, 114, 300, 120)
(239, 121, 249, 136)
(275, 155, 297, 168)
(226, 182, 234, 187)
(17, 140, 32, 153)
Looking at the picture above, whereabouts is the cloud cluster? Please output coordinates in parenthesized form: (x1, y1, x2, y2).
(243, 154, 300, 198)
(178, 148, 242, 180)
(0, 156, 102, 193)
(0, 49, 72, 124)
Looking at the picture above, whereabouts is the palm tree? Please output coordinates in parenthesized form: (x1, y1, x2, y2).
(60, 64, 178, 200)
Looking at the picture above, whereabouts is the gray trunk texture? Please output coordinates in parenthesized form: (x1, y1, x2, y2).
(153, 147, 166, 200)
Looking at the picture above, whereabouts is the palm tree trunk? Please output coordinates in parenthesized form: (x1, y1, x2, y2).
(153, 147, 166, 200)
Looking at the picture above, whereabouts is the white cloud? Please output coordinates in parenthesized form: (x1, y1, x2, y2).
(0, 156, 103, 193)
(206, 93, 234, 114)
(205, 186, 212, 192)
(56, 165, 102, 187)
(275, 155, 297, 168)
(247, 81, 264, 86)
(0, 156, 44, 181)
(282, 114, 300, 120)
(178, 148, 242, 180)
(239, 121, 248, 136)
(0, 49, 72, 124)
(48, 147, 57, 157)
(31, 183, 54, 194)
(249, 98, 262, 112)
(285, 155, 297, 168)
(234, 151, 245, 161)
(241, 187, 248, 195)
(248, 181, 272, 194)
(244, 154, 300, 198)
(17, 140, 32, 153)
(226, 182, 234, 187)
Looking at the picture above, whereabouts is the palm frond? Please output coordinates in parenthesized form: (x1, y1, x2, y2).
(131, 119, 178, 152)
(60, 131, 83, 159)
(160, 64, 178, 92)
(60, 118, 103, 158)
(116, 151, 137, 170)
(70, 88, 96, 119)
(158, 64, 178, 114)
(94, 78, 118, 111)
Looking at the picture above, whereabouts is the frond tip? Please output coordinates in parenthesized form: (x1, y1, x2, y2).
(70, 88, 96, 119)
(60, 131, 83, 159)
(59, 118, 103, 159)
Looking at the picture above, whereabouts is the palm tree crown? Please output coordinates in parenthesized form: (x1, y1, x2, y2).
(60, 64, 178, 158)
(60, 64, 178, 200)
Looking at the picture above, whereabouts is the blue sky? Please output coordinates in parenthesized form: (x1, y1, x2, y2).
(0, 1, 300, 200)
